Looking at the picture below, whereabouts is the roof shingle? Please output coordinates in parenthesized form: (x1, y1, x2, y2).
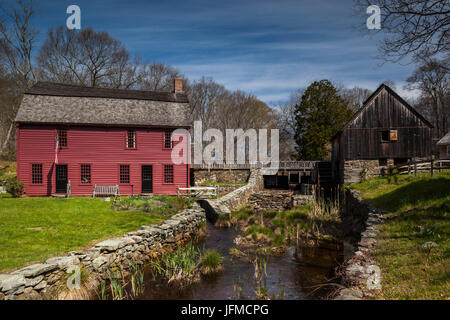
(24, 82, 188, 103)
(15, 82, 191, 128)
(437, 132, 450, 146)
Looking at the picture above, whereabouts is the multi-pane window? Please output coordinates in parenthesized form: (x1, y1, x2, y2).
(164, 165, 174, 184)
(164, 130, 173, 148)
(32, 164, 42, 184)
(120, 165, 130, 184)
(58, 129, 67, 147)
(127, 130, 136, 148)
(80, 164, 91, 184)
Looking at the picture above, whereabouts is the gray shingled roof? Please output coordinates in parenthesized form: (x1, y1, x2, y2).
(15, 82, 191, 127)
(437, 132, 450, 146)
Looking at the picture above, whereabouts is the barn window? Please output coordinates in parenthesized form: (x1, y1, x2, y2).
(57, 129, 67, 147)
(164, 165, 174, 183)
(120, 165, 130, 184)
(80, 164, 91, 184)
(164, 130, 173, 149)
(381, 130, 390, 142)
(32, 164, 42, 184)
(447, 145, 450, 156)
(126, 130, 136, 148)
(381, 129, 398, 142)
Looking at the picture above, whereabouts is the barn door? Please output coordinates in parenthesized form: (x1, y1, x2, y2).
(55, 165, 68, 194)
(141, 165, 153, 193)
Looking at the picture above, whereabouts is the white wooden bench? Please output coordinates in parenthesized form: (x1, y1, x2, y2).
(93, 185, 121, 203)
(177, 187, 217, 198)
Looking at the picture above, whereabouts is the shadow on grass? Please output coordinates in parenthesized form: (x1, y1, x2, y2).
(377, 204, 449, 244)
(370, 178, 450, 213)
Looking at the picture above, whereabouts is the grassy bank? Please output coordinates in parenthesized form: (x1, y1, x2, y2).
(351, 171, 450, 300)
(0, 197, 167, 271)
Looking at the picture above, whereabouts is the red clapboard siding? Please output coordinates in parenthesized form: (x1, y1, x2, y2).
(17, 124, 190, 196)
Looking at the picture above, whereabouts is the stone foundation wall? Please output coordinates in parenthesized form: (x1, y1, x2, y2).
(192, 169, 250, 185)
(215, 169, 264, 211)
(334, 189, 385, 300)
(0, 205, 206, 300)
(249, 190, 293, 212)
(293, 194, 313, 206)
(343, 160, 391, 184)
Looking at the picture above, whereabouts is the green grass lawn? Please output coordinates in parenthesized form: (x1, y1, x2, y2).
(351, 171, 450, 300)
(0, 197, 165, 272)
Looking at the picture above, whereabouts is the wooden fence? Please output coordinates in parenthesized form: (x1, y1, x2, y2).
(397, 159, 450, 177)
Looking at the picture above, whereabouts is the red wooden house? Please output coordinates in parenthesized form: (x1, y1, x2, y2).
(15, 80, 191, 196)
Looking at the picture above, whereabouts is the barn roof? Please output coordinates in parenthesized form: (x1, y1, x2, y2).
(15, 82, 191, 128)
(332, 84, 433, 140)
(437, 132, 450, 146)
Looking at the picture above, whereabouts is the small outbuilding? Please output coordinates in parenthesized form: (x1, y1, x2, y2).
(437, 132, 450, 160)
(331, 84, 433, 184)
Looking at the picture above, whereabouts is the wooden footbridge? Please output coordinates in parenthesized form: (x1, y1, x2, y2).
(191, 161, 335, 191)
(190, 161, 317, 171)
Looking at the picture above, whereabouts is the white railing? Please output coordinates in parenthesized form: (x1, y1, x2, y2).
(177, 187, 218, 198)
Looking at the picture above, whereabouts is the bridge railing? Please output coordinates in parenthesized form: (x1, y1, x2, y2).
(190, 161, 317, 170)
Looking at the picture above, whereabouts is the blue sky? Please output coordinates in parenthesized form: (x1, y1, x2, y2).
(30, 0, 418, 105)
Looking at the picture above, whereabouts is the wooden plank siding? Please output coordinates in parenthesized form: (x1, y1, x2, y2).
(17, 124, 190, 196)
(333, 86, 432, 161)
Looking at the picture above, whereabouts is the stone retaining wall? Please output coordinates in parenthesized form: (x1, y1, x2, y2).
(342, 159, 398, 184)
(334, 189, 385, 300)
(192, 169, 250, 185)
(0, 205, 206, 300)
(199, 169, 264, 221)
(200, 184, 246, 196)
(343, 160, 384, 184)
(293, 194, 313, 206)
(249, 190, 293, 212)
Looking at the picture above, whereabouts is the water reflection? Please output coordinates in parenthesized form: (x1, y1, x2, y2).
(137, 222, 343, 300)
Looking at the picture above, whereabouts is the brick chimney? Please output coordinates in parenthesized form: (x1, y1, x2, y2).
(174, 77, 183, 93)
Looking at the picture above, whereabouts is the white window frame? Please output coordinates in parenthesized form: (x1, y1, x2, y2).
(126, 130, 136, 149)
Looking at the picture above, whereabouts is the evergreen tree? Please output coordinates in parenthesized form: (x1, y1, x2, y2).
(294, 80, 353, 160)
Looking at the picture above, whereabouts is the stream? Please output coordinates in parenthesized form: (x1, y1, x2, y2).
(136, 221, 343, 300)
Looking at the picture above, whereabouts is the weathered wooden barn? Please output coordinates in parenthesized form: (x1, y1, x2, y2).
(15, 80, 191, 196)
(332, 84, 433, 184)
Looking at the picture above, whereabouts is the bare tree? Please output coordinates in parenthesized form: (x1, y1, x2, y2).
(0, 0, 37, 156)
(187, 76, 229, 128)
(187, 77, 278, 162)
(273, 89, 304, 160)
(37, 26, 136, 88)
(338, 86, 372, 112)
(214, 90, 275, 132)
(407, 56, 450, 138)
(354, 0, 450, 63)
(0, 74, 21, 156)
(136, 62, 180, 92)
(0, 0, 38, 88)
